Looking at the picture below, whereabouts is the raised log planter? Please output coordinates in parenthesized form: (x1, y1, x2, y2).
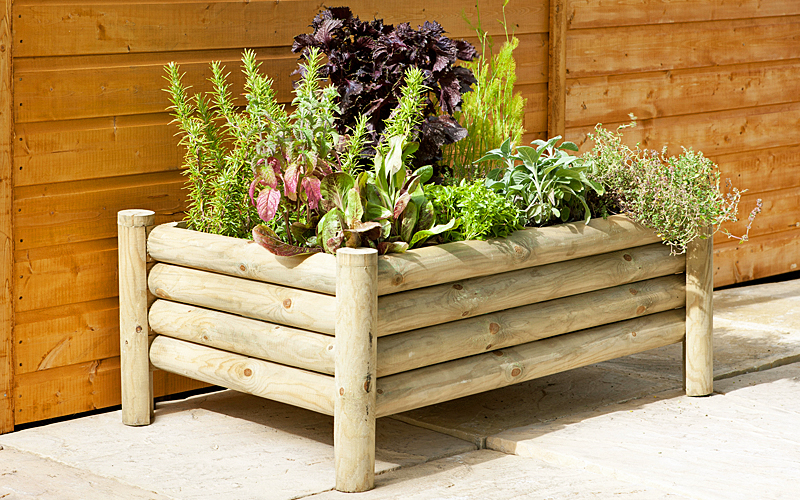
(117, 209, 713, 492)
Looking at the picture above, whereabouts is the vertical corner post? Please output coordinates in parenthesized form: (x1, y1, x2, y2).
(334, 248, 378, 492)
(685, 229, 713, 396)
(548, 0, 567, 140)
(118, 209, 156, 425)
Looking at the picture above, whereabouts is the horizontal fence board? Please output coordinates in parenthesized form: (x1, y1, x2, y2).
(712, 144, 800, 194)
(13, 1, 548, 57)
(376, 309, 686, 417)
(715, 187, 799, 244)
(568, 102, 800, 159)
(150, 336, 335, 415)
(715, 229, 800, 287)
(15, 171, 185, 250)
(566, 59, 800, 128)
(377, 274, 686, 376)
(378, 243, 684, 335)
(15, 114, 182, 186)
(14, 33, 549, 123)
(149, 300, 336, 375)
(13, 356, 208, 425)
(149, 264, 337, 335)
(567, 0, 800, 29)
(15, 239, 118, 312)
(14, 298, 119, 375)
(567, 16, 800, 78)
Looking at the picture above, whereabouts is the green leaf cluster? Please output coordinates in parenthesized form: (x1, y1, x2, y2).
(428, 180, 524, 243)
(479, 137, 604, 226)
(583, 125, 759, 254)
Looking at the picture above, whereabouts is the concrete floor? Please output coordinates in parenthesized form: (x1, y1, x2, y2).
(2, 278, 800, 499)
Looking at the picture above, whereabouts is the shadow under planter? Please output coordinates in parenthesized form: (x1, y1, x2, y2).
(117, 210, 713, 493)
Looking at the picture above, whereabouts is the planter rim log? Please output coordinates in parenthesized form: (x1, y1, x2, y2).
(118, 210, 713, 493)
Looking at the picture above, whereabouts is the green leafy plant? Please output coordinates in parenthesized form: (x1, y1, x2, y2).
(478, 137, 604, 226)
(442, 1, 526, 181)
(584, 125, 761, 254)
(428, 180, 523, 242)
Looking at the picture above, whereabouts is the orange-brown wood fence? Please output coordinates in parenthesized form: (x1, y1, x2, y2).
(1, 0, 797, 432)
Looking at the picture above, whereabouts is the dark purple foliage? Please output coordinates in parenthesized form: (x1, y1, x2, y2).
(292, 7, 477, 172)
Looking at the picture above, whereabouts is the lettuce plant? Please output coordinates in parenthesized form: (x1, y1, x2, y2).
(291, 7, 477, 173)
(428, 180, 523, 242)
(479, 137, 604, 226)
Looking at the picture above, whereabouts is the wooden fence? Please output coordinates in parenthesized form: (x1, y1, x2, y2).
(1, 0, 798, 432)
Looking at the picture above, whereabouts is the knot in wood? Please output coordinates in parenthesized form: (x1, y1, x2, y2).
(623, 254, 633, 262)
(282, 298, 292, 309)
(453, 283, 464, 290)
(511, 367, 522, 377)
(392, 274, 404, 286)
(636, 306, 646, 315)
(485, 344, 493, 350)
(489, 323, 500, 335)
(327, 344, 334, 351)
(629, 288, 639, 295)
(363, 380, 371, 392)
(377, 389, 384, 395)
(135, 326, 142, 333)
(243, 368, 253, 377)
(239, 264, 247, 272)
(339, 387, 345, 396)
(461, 311, 470, 317)
(631, 331, 637, 337)
(493, 350, 504, 357)
(513, 245, 524, 255)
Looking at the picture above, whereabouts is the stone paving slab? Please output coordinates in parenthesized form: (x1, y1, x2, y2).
(0, 391, 475, 500)
(304, 450, 689, 500)
(487, 362, 800, 500)
(0, 445, 173, 500)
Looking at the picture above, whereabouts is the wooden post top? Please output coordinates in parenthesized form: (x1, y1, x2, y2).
(336, 247, 378, 268)
(118, 209, 155, 227)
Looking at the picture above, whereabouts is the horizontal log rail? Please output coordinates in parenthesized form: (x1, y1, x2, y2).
(377, 243, 684, 335)
(377, 274, 685, 376)
(375, 309, 686, 417)
(150, 336, 335, 416)
(148, 263, 336, 335)
(149, 300, 336, 375)
(146, 215, 660, 297)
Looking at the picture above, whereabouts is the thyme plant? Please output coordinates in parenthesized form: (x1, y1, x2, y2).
(584, 125, 761, 254)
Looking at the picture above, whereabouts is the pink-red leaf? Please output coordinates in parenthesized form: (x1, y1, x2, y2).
(302, 176, 322, 210)
(252, 225, 322, 257)
(256, 187, 281, 222)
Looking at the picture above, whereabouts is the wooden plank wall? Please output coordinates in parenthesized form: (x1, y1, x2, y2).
(561, 0, 800, 286)
(3, 1, 550, 429)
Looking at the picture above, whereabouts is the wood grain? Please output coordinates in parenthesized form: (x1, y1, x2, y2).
(148, 263, 337, 334)
(0, 0, 12, 435)
(378, 274, 685, 376)
(14, 298, 120, 374)
(377, 243, 684, 335)
(567, 0, 800, 29)
(15, 171, 186, 250)
(376, 309, 686, 417)
(334, 248, 378, 492)
(13, 356, 208, 425)
(714, 230, 800, 287)
(685, 229, 713, 396)
(13, 1, 548, 58)
(149, 300, 335, 375)
(15, 239, 119, 312)
(148, 222, 337, 295)
(117, 209, 155, 425)
(150, 335, 335, 416)
(548, 0, 566, 139)
(567, 16, 800, 78)
(566, 60, 800, 128)
(711, 144, 800, 194)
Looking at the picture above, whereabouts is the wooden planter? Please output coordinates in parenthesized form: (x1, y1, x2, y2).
(117, 209, 713, 492)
